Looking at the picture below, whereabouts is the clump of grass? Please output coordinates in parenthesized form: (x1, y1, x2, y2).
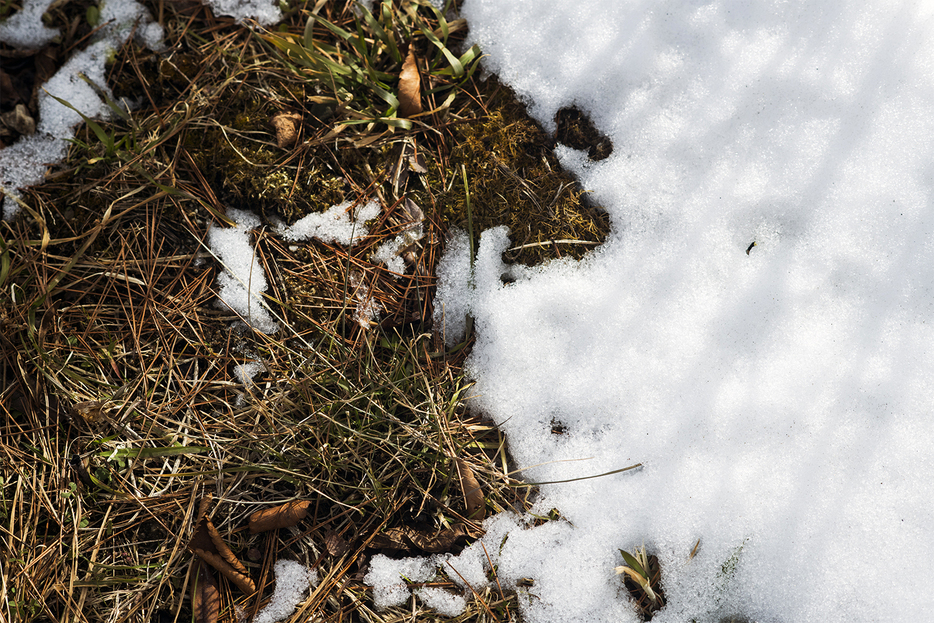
(260, 0, 481, 132)
(425, 75, 611, 266)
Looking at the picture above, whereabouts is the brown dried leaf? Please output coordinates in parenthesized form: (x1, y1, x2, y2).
(324, 531, 351, 558)
(370, 524, 468, 554)
(271, 111, 302, 149)
(404, 524, 467, 553)
(401, 198, 424, 225)
(249, 500, 312, 533)
(191, 559, 220, 623)
(188, 501, 255, 595)
(71, 400, 106, 426)
(370, 526, 408, 551)
(398, 47, 422, 118)
(192, 548, 256, 595)
(456, 458, 485, 520)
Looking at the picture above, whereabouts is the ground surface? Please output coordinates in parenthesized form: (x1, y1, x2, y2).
(0, 1, 611, 622)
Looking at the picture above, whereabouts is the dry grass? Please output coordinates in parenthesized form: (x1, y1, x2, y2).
(0, 1, 609, 622)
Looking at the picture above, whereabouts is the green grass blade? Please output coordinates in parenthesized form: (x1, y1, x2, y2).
(419, 25, 464, 77)
(45, 91, 114, 152)
(619, 549, 648, 578)
(358, 1, 400, 63)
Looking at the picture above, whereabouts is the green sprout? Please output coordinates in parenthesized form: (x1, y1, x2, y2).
(616, 543, 666, 618)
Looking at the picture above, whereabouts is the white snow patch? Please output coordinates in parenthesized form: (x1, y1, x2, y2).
(0, 0, 164, 219)
(413, 587, 466, 617)
(429, 0, 934, 621)
(233, 361, 265, 387)
(208, 209, 279, 334)
(364, 514, 525, 616)
(372, 224, 423, 277)
(278, 199, 380, 246)
(365, 555, 435, 610)
(0, 0, 58, 47)
(432, 229, 473, 346)
(253, 559, 318, 623)
(202, 0, 282, 26)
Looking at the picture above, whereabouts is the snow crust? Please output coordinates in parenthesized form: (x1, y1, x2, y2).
(277, 199, 380, 246)
(209, 203, 379, 334)
(208, 209, 280, 334)
(202, 0, 282, 25)
(0, 0, 58, 47)
(253, 559, 318, 623)
(431, 0, 934, 621)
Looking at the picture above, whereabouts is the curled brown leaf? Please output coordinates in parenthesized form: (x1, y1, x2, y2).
(192, 548, 256, 595)
(191, 559, 220, 623)
(398, 47, 422, 118)
(249, 500, 312, 533)
(370, 524, 468, 554)
(188, 500, 255, 595)
(270, 111, 302, 149)
(456, 458, 485, 521)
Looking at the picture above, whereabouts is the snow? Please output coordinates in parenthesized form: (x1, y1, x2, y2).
(208, 202, 380, 333)
(253, 559, 318, 623)
(365, 555, 436, 611)
(372, 224, 423, 277)
(277, 199, 380, 246)
(0, 0, 58, 48)
(208, 209, 280, 334)
(202, 0, 282, 26)
(364, 513, 524, 616)
(429, 0, 934, 621)
(233, 361, 265, 388)
(0, 0, 164, 219)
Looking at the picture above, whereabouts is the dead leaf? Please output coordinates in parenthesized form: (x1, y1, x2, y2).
(190, 548, 255, 595)
(191, 559, 220, 623)
(270, 112, 302, 149)
(324, 531, 351, 558)
(248, 500, 311, 533)
(71, 400, 106, 426)
(390, 138, 428, 197)
(404, 523, 467, 553)
(188, 498, 255, 595)
(398, 47, 422, 118)
(370, 524, 468, 554)
(401, 198, 424, 226)
(0, 104, 35, 135)
(456, 458, 485, 520)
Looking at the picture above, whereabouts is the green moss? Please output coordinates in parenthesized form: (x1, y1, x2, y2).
(419, 77, 610, 266)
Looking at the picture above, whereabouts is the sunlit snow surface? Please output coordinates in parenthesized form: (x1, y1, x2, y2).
(433, 0, 934, 621)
